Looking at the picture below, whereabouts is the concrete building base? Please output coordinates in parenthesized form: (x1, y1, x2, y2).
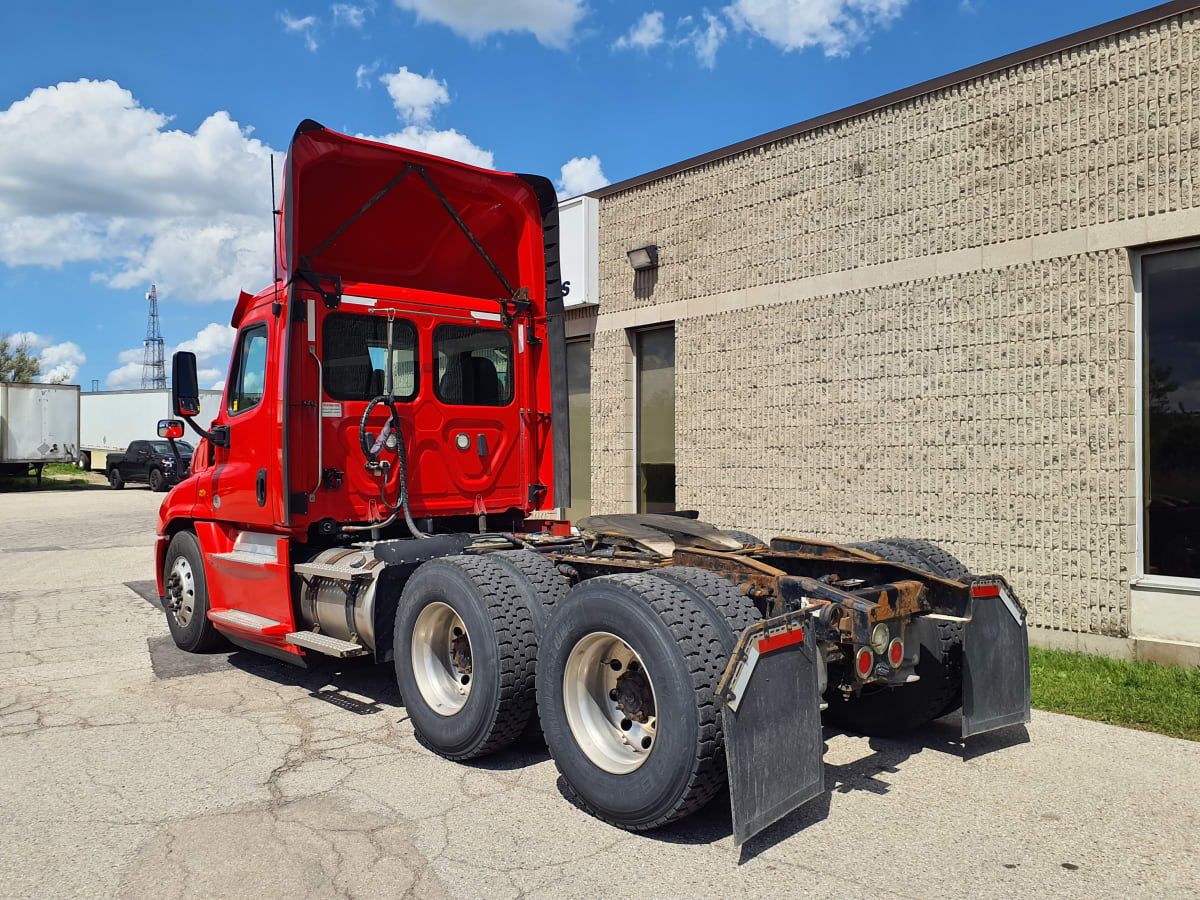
(1029, 626, 1200, 668)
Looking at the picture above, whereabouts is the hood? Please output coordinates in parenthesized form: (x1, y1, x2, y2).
(276, 120, 555, 307)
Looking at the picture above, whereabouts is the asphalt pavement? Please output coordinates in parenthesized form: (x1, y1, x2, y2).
(1, 486, 1197, 898)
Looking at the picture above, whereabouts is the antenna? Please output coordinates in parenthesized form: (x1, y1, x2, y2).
(141, 284, 166, 389)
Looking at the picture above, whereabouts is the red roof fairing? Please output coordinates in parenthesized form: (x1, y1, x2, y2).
(277, 122, 546, 307)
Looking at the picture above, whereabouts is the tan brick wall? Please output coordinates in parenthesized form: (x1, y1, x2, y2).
(598, 13, 1200, 313)
(587, 12, 1200, 637)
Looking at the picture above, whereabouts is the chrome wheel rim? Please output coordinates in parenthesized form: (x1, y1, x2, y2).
(562, 632, 658, 774)
(165, 556, 196, 627)
(411, 602, 472, 715)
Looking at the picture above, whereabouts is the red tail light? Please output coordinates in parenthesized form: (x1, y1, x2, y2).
(855, 647, 873, 678)
(888, 637, 904, 667)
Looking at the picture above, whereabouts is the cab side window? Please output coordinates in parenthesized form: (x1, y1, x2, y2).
(228, 324, 269, 415)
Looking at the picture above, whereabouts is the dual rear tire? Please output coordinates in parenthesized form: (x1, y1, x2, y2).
(394, 557, 756, 831)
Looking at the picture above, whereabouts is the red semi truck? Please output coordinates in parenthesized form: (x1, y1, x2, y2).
(155, 122, 1030, 844)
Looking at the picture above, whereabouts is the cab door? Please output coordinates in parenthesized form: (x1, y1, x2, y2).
(210, 313, 276, 528)
(422, 321, 524, 514)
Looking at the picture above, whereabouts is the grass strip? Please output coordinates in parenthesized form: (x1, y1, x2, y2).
(1030, 646, 1200, 741)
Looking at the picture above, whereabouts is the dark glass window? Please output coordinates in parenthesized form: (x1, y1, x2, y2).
(322, 313, 418, 401)
(565, 339, 592, 521)
(1143, 248, 1200, 579)
(434, 325, 513, 406)
(636, 325, 675, 514)
(228, 324, 268, 415)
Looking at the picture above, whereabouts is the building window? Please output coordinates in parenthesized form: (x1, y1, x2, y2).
(565, 338, 591, 521)
(1142, 247, 1200, 580)
(322, 313, 418, 401)
(228, 324, 268, 415)
(635, 325, 675, 514)
(434, 325, 514, 406)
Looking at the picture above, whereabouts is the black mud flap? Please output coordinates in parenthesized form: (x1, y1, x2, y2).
(718, 613, 824, 846)
(962, 583, 1031, 738)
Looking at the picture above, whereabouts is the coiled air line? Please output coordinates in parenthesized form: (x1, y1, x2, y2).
(345, 312, 428, 539)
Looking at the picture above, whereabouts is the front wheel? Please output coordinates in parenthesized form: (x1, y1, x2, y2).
(536, 574, 727, 831)
(108, 468, 124, 490)
(162, 531, 224, 652)
(148, 468, 167, 492)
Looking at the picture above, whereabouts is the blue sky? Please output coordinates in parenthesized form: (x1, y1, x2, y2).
(0, 0, 1156, 390)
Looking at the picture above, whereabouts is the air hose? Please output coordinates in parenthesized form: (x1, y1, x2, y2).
(345, 396, 428, 539)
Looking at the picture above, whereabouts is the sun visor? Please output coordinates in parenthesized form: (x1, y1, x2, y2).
(276, 120, 546, 305)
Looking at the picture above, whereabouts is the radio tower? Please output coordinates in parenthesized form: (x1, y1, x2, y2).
(141, 284, 166, 389)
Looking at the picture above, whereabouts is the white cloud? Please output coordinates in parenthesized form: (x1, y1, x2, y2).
(105, 322, 235, 390)
(379, 67, 450, 124)
(724, 0, 909, 57)
(0, 79, 276, 303)
(614, 11, 666, 51)
(332, 3, 369, 27)
(556, 155, 608, 199)
(679, 12, 728, 68)
(392, 0, 586, 48)
(355, 60, 381, 88)
(105, 361, 144, 390)
(38, 341, 86, 383)
(5, 332, 86, 383)
(358, 128, 494, 169)
(279, 11, 320, 51)
(176, 323, 236, 362)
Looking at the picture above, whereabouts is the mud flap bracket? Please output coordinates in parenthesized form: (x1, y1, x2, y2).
(961, 582, 1031, 738)
(718, 613, 824, 846)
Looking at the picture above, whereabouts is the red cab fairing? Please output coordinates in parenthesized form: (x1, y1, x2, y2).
(277, 121, 548, 313)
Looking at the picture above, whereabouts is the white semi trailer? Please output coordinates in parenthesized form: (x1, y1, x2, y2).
(79, 389, 222, 471)
(0, 382, 81, 483)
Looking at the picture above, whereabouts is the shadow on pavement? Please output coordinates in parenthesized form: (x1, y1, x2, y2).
(561, 715, 1030, 861)
(137, 598, 1030, 861)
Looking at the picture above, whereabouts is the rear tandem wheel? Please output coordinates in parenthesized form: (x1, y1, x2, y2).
(393, 555, 539, 760)
(536, 574, 728, 831)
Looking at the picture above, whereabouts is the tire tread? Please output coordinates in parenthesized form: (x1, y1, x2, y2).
(551, 573, 728, 831)
(403, 555, 538, 760)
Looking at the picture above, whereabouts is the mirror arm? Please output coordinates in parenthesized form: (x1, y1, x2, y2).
(183, 417, 229, 449)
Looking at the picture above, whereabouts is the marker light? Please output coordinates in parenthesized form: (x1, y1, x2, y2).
(871, 623, 889, 654)
(855, 647, 874, 678)
(888, 637, 904, 668)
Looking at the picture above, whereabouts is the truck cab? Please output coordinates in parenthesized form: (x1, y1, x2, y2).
(155, 121, 567, 662)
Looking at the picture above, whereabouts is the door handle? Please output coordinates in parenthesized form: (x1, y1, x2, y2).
(256, 468, 267, 507)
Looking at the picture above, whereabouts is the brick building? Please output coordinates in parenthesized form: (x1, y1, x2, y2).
(556, 1, 1200, 664)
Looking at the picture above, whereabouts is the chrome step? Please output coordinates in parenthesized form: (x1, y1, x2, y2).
(209, 608, 283, 632)
(294, 561, 375, 582)
(210, 550, 269, 567)
(286, 631, 368, 657)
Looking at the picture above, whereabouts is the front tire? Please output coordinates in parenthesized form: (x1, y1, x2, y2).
(149, 468, 167, 492)
(108, 468, 124, 490)
(163, 531, 224, 652)
(394, 556, 538, 760)
(536, 574, 727, 831)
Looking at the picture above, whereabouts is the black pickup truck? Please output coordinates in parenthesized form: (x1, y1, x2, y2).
(107, 439, 193, 492)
